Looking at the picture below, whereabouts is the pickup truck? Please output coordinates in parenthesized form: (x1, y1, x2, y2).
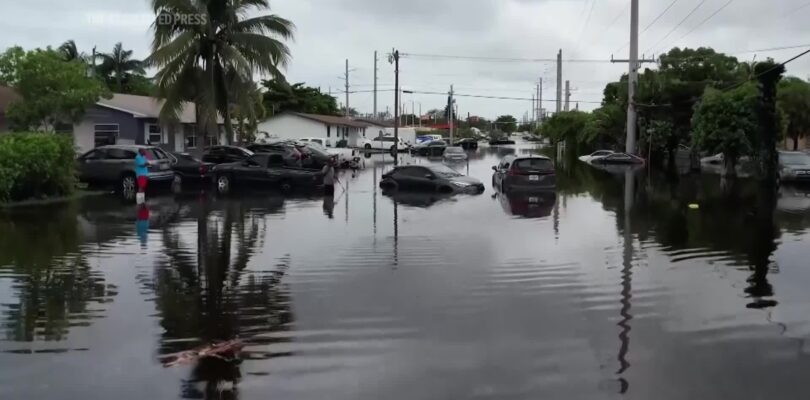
(211, 153, 323, 194)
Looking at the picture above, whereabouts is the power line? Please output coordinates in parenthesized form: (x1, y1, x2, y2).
(406, 90, 603, 104)
(662, 0, 736, 52)
(574, 0, 598, 54)
(644, 0, 708, 55)
(615, 0, 681, 54)
(400, 53, 611, 63)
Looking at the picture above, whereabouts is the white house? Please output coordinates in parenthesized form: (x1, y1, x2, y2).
(256, 112, 369, 147)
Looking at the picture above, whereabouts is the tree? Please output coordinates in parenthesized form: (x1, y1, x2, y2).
(57, 40, 82, 62)
(148, 0, 294, 156)
(691, 85, 758, 176)
(96, 42, 145, 93)
(0, 47, 109, 132)
(583, 104, 624, 148)
(262, 80, 338, 116)
(495, 115, 517, 134)
(777, 77, 810, 150)
(541, 111, 591, 154)
(754, 61, 785, 183)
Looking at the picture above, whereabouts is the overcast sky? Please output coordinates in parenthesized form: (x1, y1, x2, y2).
(2, 0, 810, 120)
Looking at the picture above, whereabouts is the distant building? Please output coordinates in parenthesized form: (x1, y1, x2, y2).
(256, 112, 369, 147)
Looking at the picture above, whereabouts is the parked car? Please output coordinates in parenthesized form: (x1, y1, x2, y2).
(443, 146, 468, 162)
(779, 151, 810, 182)
(246, 142, 305, 168)
(489, 137, 516, 145)
(202, 146, 254, 165)
(380, 164, 484, 193)
(492, 155, 556, 192)
(591, 152, 645, 165)
(167, 152, 214, 187)
(77, 145, 174, 195)
(578, 150, 614, 163)
(211, 153, 323, 194)
(412, 140, 448, 156)
(452, 138, 479, 150)
(361, 136, 410, 152)
(299, 137, 331, 147)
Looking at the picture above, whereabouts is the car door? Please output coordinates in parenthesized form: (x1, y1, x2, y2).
(101, 148, 136, 182)
(203, 147, 222, 164)
(242, 155, 269, 183)
(496, 160, 510, 188)
(77, 149, 107, 182)
(224, 148, 246, 163)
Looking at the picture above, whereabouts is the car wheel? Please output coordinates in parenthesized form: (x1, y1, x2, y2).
(216, 174, 231, 194)
(120, 174, 136, 198)
(364, 144, 372, 150)
(279, 179, 293, 193)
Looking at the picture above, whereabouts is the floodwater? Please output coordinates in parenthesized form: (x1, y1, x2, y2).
(3, 145, 810, 399)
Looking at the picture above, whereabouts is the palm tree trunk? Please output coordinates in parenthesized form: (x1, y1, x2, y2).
(793, 136, 799, 151)
(222, 90, 234, 145)
(194, 102, 205, 160)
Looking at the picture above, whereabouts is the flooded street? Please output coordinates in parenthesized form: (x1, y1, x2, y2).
(4, 144, 810, 399)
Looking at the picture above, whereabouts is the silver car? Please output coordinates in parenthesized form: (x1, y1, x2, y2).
(779, 151, 810, 182)
(77, 145, 175, 194)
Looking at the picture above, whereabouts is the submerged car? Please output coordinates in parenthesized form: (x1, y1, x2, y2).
(452, 138, 479, 150)
(76, 145, 174, 195)
(779, 151, 810, 182)
(361, 136, 410, 152)
(492, 155, 556, 191)
(212, 153, 322, 194)
(167, 152, 214, 188)
(380, 164, 484, 193)
(578, 150, 614, 163)
(590, 152, 645, 165)
(412, 140, 448, 156)
(443, 146, 468, 162)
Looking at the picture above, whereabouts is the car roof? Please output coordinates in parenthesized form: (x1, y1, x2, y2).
(503, 154, 551, 161)
(96, 144, 156, 150)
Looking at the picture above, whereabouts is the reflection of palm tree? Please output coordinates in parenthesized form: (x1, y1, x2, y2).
(154, 198, 291, 398)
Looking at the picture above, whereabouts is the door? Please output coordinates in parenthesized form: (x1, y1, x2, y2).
(103, 148, 137, 181)
(224, 147, 248, 163)
(203, 147, 222, 164)
(77, 149, 107, 182)
(242, 155, 269, 183)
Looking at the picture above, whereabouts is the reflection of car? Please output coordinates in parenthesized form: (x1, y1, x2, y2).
(167, 152, 214, 187)
(492, 155, 556, 191)
(383, 191, 454, 208)
(452, 138, 479, 150)
(496, 190, 556, 218)
(591, 152, 645, 165)
(361, 136, 410, 152)
(380, 164, 484, 193)
(412, 140, 448, 156)
(779, 151, 810, 182)
(443, 146, 468, 162)
(77, 145, 174, 194)
(212, 153, 322, 194)
(578, 150, 614, 163)
(203, 146, 254, 165)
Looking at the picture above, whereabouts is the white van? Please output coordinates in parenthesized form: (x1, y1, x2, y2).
(300, 137, 331, 147)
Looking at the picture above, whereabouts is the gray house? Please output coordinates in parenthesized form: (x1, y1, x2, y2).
(73, 93, 224, 154)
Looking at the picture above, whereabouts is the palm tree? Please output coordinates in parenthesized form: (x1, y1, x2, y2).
(147, 0, 293, 154)
(57, 40, 82, 62)
(97, 42, 145, 92)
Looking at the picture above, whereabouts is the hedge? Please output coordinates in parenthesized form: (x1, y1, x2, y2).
(0, 132, 76, 203)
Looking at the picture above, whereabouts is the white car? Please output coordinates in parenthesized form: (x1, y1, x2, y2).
(299, 137, 331, 147)
(362, 136, 410, 152)
(443, 146, 468, 162)
(579, 150, 614, 163)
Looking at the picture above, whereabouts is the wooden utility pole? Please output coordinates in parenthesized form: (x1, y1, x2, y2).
(344, 59, 350, 117)
(556, 50, 562, 114)
(391, 49, 400, 164)
(564, 80, 571, 111)
(373, 51, 378, 119)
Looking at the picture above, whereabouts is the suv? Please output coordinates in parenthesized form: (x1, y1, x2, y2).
(202, 145, 254, 164)
(77, 145, 174, 194)
(492, 155, 555, 192)
(247, 142, 306, 167)
(361, 136, 410, 152)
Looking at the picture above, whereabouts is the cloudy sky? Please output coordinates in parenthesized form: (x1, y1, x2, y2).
(2, 0, 810, 120)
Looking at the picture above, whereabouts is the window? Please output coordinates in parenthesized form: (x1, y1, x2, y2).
(185, 125, 197, 149)
(205, 135, 218, 147)
(94, 124, 118, 147)
(247, 155, 269, 167)
(82, 149, 107, 160)
(397, 167, 427, 177)
(514, 158, 553, 172)
(106, 148, 136, 160)
(147, 124, 163, 144)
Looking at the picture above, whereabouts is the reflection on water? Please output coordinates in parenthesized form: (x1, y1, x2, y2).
(3, 146, 810, 399)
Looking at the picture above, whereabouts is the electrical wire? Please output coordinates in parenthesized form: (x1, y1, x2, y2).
(644, 0, 708, 55)
(400, 53, 611, 63)
(614, 0, 681, 54)
(574, 0, 598, 54)
(660, 0, 736, 53)
(406, 90, 603, 104)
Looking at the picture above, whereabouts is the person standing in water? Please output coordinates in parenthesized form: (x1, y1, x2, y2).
(321, 158, 339, 196)
(135, 148, 150, 195)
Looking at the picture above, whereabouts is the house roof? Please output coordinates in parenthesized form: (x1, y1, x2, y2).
(287, 112, 369, 128)
(0, 85, 21, 114)
(97, 93, 217, 124)
(354, 118, 394, 128)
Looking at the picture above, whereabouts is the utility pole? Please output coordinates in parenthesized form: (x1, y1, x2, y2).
(419, 103, 422, 127)
(564, 80, 570, 111)
(531, 93, 535, 122)
(390, 49, 400, 165)
(344, 59, 350, 117)
(556, 50, 562, 114)
(610, 0, 654, 155)
(449, 84, 455, 144)
(373, 51, 378, 120)
(538, 78, 543, 123)
(411, 99, 415, 127)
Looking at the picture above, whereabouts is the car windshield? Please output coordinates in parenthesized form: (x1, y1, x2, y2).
(781, 153, 810, 166)
(427, 164, 462, 177)
(514, 158, 554, 171)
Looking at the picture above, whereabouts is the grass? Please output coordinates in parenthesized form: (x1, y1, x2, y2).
(0, 188, 109, 208)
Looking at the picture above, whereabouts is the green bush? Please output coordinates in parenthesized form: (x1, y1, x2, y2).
(0, 132, 76, 202)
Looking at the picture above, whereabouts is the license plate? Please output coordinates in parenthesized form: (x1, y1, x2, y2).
(529, 175, 539, 181)
(528, 196, 539, 203)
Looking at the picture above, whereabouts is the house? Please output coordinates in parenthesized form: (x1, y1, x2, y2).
(256, 112, 369, 147)
(73, 93, 225, 154)
(0, 85, 22, 132)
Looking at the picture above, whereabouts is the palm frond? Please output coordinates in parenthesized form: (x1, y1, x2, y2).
(229, 33, 291, 69)
(231, 15, 294, 39)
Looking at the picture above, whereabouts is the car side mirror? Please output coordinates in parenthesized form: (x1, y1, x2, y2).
(492, 166, 497, 171)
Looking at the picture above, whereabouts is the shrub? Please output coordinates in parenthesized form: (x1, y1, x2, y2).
(0, 132, 76, 202)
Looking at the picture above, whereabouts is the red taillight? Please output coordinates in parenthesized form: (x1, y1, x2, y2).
(507, 168, 517, 176)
